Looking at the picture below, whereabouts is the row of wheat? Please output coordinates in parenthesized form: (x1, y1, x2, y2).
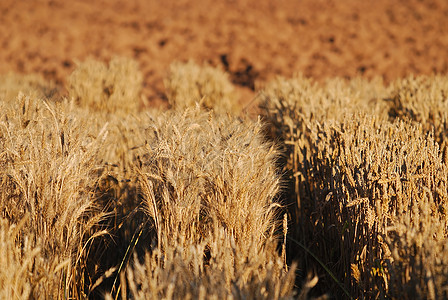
(0, 57, 447, 299)
(0, 58, 295, 299)
(262, 74, 448, 299)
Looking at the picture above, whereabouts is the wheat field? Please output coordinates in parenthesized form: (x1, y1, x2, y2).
(1, 57, 447, 299)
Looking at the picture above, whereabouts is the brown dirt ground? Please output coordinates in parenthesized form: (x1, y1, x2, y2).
(1, 0, 448, 110)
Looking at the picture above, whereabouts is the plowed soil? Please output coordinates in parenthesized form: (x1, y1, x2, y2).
(1, 0, 448, 108)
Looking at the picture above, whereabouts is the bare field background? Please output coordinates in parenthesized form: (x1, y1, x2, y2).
(1, 58, 448, 299)
(2, 0, 448, 111)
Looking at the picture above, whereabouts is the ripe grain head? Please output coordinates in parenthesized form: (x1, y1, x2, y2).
(164, 60, 240, 114)
(68, 56, 143, 112)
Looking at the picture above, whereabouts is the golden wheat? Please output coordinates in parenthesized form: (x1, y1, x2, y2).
(262, 74, 448, 299)
(164, 60, 240, 114)
(2, 56, 447, 300)
(68, 56, 143, 112)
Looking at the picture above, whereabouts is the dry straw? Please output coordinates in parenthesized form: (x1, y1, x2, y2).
(261, 74, 448, 299)
(3, 55, 447, 299)
(68, 56, 143, 112)
(0, 72, 60, 102)
(387, 75, 448, 162)
(164, 60, 240, 114)
(0, 58, 296, 299)
(124, 107, 295, 299)
(0, 93, 108, 298)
